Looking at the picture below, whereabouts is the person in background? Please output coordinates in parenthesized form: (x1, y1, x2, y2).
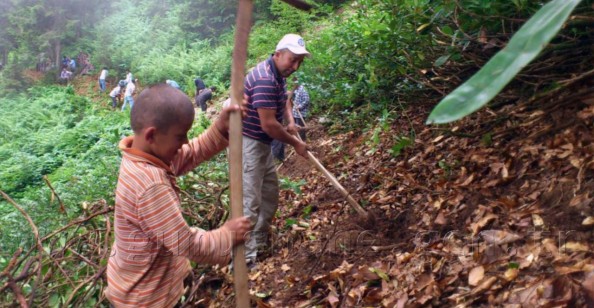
(196, 86, 216, 112)
(99, 67, 108, 92)
(240, 33, 310, 266)
(194, 77, 206, 93)
(166, 79, 181, 90)
(59, 67, 73, 84)
(69, 58, 76, 73)
(271, 80, 301, 162)
(194, 77, 206, 107)
(121, 79, 136, 112)
(104, 84, 251, 307)
(62, 56, 70, 68)
(79, 52, 93, 75)
(291, 76, 310, 141)
(125, 71, 133, 85)
(109, 84, 122, 110)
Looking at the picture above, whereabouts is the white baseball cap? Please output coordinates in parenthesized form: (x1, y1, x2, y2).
(275, 34, 311, 57)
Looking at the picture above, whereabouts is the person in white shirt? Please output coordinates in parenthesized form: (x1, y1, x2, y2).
(109, 85, 122, 109)
(99, 67, 108, 92)
(121, 79, 137, 112)
(125, 71, 133, 85)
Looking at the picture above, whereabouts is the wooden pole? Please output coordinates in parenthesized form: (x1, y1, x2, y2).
(305, 145, 368, 218)
(229, 2, 311, 305)
(296, 108, 307, 129)
(292, 118, 368, 218)
(230, 0, 252, 307)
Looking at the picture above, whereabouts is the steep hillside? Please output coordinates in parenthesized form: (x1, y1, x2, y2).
(184, 79, 594, 307)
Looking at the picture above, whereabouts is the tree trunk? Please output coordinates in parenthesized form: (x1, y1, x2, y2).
(1, 49, 6, 66)
(54, 40, 61, 69)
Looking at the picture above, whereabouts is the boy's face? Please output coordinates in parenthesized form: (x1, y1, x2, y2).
(150, 119, 193, 165)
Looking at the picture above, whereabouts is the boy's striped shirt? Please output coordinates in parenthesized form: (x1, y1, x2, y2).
(106, 126, 231, 308)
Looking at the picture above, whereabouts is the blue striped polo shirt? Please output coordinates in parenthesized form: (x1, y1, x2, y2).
(242, 56, 287, 144)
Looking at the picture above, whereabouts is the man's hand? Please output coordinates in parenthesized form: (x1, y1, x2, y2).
(293, 139, 308, 157)
(223, 216, 252, 245)
(287, 123, 298, 136)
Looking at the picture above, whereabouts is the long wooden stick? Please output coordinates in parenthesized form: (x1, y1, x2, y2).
(296, 108, 307, 129)
(292, 119, 368, 218)
(305, 150, 368, 217)
(230, 1, 252, 307)
(42, 175, 67, 215)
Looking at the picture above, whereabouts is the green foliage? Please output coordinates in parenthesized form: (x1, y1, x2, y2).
(0, 0, 108, 91)
(426, 0, 583, 124)
(0, 86, 129, 252)
(5, 0, 590, 305)
(390, 135, 414, 157)
(284, 218, 297, 229)
(279, 177, 306, 195)
(298, 0, 437, 123)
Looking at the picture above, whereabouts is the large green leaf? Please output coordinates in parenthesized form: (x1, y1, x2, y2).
(426, 0, 582, 124)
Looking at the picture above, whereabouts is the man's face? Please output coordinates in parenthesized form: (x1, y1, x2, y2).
(150, 119, 193, 165)
(274, 50, 305, 78)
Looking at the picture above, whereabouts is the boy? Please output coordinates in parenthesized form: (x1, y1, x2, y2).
(105, 84, 251, 307)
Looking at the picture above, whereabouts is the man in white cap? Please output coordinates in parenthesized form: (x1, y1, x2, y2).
(240, 34, 310, 266)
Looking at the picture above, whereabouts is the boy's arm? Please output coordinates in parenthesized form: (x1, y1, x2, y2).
(171, 124, 228, 176)
(137, 184, 234, 265)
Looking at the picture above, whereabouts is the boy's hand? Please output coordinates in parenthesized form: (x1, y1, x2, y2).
(223, 216, 251, 245)
(216, 94, 249, 135)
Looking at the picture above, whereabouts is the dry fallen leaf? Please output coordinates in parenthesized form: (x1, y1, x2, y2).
(459, 174, 474, 187)
(469, 266, 485, 286)
(281, 264, 291, 272)
(470, 276, 498, 296)
(470, 214, 498, 235)
(569, 193, 592, 207)
(249, 270, 262, 281)
(561, 242, 589, 253)
(481, 230, 522, 245)
(434, 211, 447, 225)
(532, 214, 544, 227)
(327, 294, 339, 308)
(504, 268, 518, 281)
(583, 216, 594, 226)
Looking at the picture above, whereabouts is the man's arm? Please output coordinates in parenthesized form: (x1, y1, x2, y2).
(258, 108, 307, 157)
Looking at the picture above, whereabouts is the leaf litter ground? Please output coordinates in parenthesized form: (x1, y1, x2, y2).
(189, 94, 594, 307)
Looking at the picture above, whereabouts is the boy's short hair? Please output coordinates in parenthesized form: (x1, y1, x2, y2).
(131, 84, 195, 134)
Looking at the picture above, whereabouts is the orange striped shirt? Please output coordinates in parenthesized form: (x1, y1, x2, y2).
(106, 126, 231, 307)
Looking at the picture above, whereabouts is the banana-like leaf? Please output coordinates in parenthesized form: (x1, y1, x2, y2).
(426, 0, 582, 124)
